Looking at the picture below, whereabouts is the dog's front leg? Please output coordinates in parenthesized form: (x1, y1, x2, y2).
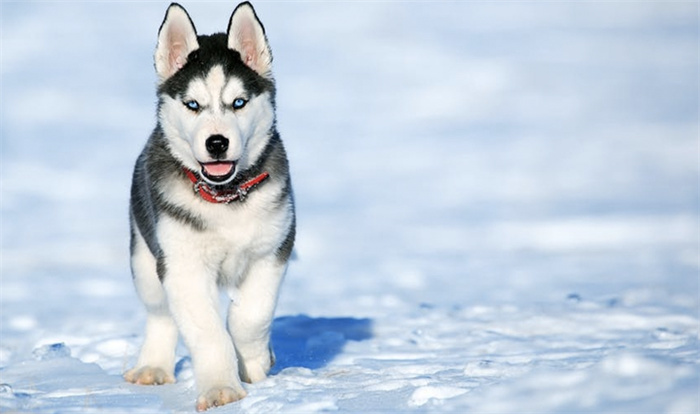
(125, 226, 178, 386)
(228, 256, 287, 383)
(162, 264, 247, 410)
(159, 228, 246, 411)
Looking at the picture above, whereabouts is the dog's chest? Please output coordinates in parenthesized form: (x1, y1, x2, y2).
(162, 176, 289, 282)
(202, 207, 266, 281)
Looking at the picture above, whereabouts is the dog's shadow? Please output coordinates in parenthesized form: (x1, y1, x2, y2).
(270, 315, 373, 373)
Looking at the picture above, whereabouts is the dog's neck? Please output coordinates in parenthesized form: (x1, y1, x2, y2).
(183, 168, 270, 204)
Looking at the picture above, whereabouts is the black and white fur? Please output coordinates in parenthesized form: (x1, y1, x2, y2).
(125, 2, 295, 411)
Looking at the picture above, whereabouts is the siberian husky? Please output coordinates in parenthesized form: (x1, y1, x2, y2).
(125, 2, 295, 411)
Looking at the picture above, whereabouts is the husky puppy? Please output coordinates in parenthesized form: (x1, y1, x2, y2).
(125, 2, 295, 411)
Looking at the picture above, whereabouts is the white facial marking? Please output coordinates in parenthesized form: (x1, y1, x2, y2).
(182, 66, 243, 165)
(159, 65, 276, 180)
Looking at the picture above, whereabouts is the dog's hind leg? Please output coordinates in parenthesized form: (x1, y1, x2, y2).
(124, 225, 178, 385)
(227, 256, 287, 383)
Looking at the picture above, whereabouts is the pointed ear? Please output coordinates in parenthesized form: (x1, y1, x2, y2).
(227, 2, 272, 78)
(154, 3, 199, 82)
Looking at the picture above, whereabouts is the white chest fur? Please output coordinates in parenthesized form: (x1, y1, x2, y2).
(156, 173, 292, 286)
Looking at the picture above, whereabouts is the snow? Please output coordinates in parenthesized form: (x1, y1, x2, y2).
(1, 1, 698, 413)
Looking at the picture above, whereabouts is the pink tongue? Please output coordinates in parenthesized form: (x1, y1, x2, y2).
(203, 162, 234, 177)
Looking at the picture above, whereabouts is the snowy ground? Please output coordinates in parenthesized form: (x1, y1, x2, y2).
(1, 1, 698, 413)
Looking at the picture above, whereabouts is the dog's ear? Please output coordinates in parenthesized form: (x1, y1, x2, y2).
(154, 3, 199, 82)
(227, 2, 272, 78)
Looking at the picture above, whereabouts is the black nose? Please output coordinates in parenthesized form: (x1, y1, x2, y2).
(205, 135, 229, 158)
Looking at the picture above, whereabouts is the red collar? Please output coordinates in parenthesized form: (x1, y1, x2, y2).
(183, 168, 270, 204)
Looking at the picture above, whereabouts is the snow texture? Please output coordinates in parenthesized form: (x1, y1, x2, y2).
(1, 2, 698, 413)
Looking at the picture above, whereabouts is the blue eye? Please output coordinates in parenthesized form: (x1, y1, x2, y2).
(184, 100, 200, 111)
(233, 98, 247, 110)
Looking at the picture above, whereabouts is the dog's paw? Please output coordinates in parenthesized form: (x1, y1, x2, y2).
(240, 363, 268, 384)
(196, 386, 247, 411)
(124, 366, 175, 385)
(239, 346, 275, 384)
(239, 356, 273, 384)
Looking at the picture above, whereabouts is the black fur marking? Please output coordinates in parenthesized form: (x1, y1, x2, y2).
(156, 254, 168, 281)
(156, 192, 206, 232)
(273, 178, 292, 211)
(158, 33, 275, 106)
(276, 214, 296, 263)
(128, 217, 137, 259)
(130, 149, 163, 259)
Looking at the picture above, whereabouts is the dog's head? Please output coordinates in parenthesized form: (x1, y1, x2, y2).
(154, 2, 275, 185)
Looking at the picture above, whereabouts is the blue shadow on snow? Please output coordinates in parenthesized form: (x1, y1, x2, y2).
(270, 315, 373, 373)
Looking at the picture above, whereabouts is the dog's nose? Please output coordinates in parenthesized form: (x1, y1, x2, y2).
(205, 135, 229, 158)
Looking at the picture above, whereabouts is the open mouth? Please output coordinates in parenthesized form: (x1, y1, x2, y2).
(200, 161, 236, 183)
